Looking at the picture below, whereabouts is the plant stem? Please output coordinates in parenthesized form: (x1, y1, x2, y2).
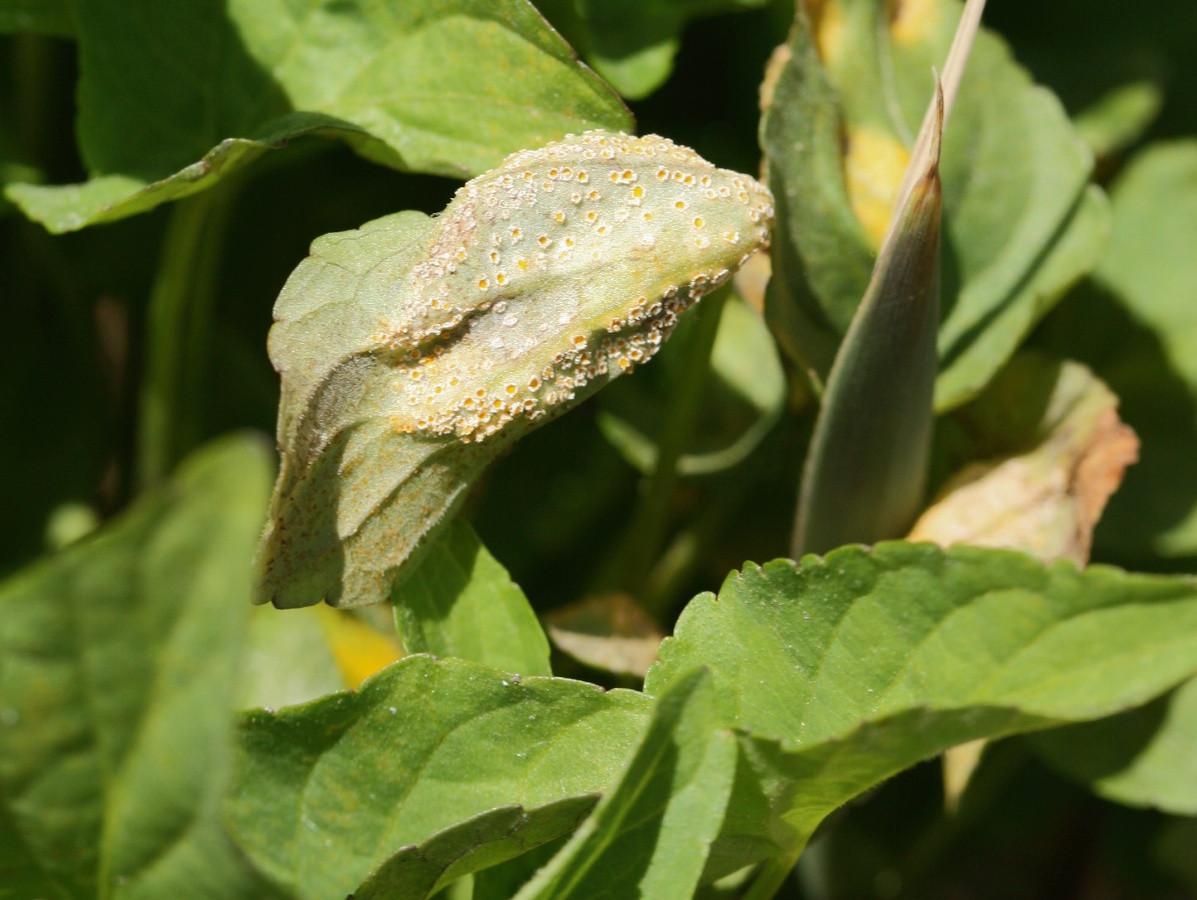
(136, 183, 238, 489)
(620, 289, 728, 617)
(742, 848, 804, 900)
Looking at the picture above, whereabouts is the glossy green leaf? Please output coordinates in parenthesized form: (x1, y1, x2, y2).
(5, 0, 632, 232)
(645, 543, 1197, 878)
(533, 0, 768, 100)
(226, 655, 652, 900)
(514, 669, 736, 899)
(0, 435, 277, 899)
(0, 0, 72, 35)
(256, 132, 773, 609)
(1030, 675, 1197, 815)
(763, 0, 1106, 410)
(393, 520, 552, 677)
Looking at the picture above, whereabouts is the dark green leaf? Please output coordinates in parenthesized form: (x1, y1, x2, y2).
(514, 669, 735, 899)
(5, 0, 632, 232)
(645, 543, 1197, 875)
(393, 520, 552, 677)
(0, 435, 277, 899)
(0, 0, 72, 35)
(226, 655, 652, 900)
(1031, 675, 1197, 815)
(534, 0, 768, 100)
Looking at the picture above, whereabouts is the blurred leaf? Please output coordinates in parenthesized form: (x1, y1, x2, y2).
(0, 0, 72, 35)
(914, 354, 1138, 565)
(533, 0, 768, 100)
(393, 520, 551, 677)
(513, 669, 736, 899)
(0, 435, 277, 899)
(544, 592, 664, 677)
(597, 294, 785, 476)
(257, 135, 773, 609)
(5, 0, 632, 232)
(239, 606, 348, 711)
(1155, 815, 1197, 893)
(1073, 81, 1164, 162)
(227, 655, 652, 900)
(645, 543, 1197, 879)
(1038, 141, 1197, 561)
(763, 0, 1106, 410)
(1031, 675, 1197, 815)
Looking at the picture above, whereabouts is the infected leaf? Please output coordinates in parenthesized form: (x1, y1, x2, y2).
(257, 131, 774, 608)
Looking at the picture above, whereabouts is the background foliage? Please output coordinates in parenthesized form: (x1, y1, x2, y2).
(3, 0, 1197, 897)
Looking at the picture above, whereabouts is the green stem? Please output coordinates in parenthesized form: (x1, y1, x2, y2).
(136, 184, 238, 489)
(742, 848, 804, 900)
(620, 289, 729, 617)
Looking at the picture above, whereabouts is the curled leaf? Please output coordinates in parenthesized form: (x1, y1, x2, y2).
(912, 355, 1139, 566)
(256, 131, 774, 608)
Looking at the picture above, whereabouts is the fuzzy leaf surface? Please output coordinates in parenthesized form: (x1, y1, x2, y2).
(257, 134, 773, 609)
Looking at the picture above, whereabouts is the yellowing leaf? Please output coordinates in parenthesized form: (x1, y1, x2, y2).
(257, 131, 774, 608)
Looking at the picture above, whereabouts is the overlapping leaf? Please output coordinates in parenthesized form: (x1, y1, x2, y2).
(5, 0, 632, 232)
(0, 436, 276, 899)
(645, 543, 1197, 878)
(1038, 142, 1197, 561)
(513, 669, 736, 899)
(227, 656, 652, 899)
(392, 520, 552, 677)
(763, 0, 1108, 409)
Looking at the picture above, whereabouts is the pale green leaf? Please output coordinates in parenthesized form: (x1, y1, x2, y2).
(393, 520, 552, 677)
(0, 436, 278, 899)
(645, 543, 1197, 876)
(514, 669, 736, 900)
(226, 655, 652, 900)
(256, 133, 773, 609)
(1072, 81, 1163, 161)
(5, 0, 632, 232)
